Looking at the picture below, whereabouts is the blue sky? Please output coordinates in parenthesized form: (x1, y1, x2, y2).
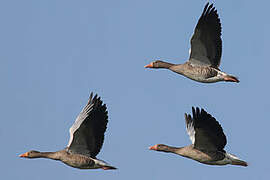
(2, 0, 269, 179)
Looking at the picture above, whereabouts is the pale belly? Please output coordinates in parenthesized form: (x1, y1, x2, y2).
(184, 75, 223, 83)
(171, 66, 224, 83)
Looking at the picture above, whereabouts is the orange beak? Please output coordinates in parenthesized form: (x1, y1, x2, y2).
(19, 152, 29, 157)
(144, 62, 153, 68)
(149, 145, 157, 150)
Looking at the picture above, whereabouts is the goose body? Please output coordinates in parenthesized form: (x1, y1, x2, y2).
(145, 3, 239, 83)
(169, 62, 231, 83)
(149, 107, 247, 167)
(19, 93, 116, 170)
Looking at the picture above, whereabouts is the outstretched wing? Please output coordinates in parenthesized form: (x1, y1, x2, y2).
(67, 93, 108, 158)
(189, 3, 222, 68)
(185, 107, 226, 151)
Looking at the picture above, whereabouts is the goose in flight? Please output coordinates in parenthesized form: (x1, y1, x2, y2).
(19, 93, 116, 170)
(145, 3, 239, 83)
(149, 107, 247, 166)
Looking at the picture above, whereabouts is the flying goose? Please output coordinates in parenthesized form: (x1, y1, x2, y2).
(149, 107, 247, 166)
(145, 3, 239, 83)
(19, 93, 116, 170)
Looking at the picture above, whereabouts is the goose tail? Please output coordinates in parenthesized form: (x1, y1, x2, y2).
(227, 153, 248, 167)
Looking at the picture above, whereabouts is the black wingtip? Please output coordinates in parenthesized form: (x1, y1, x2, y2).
(204, 2, 209, 11)
(89, 92, 99, 101)
(192, 106, 201, 118)
(89, 92, 107, 114)
(196, 107, 200, 114)
(89, 92, 99, 100)
(205, 2, 214, 9)
(88, 92, 104, 107)
(203, 2, 216, 15)
(200, 108, 206, 114)
(89, 92, 93, 99)
(191, 107, 195, 118)
(93, 94, 98, 101)
(191, 107, 209, 120)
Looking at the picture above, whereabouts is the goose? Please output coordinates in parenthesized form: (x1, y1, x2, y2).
(19, 93, 117, 170)
(145, 3, 239, 83)
(149, 107, 247, 166)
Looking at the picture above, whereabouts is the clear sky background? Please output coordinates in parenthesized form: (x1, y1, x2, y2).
(1, 0, 269, 179)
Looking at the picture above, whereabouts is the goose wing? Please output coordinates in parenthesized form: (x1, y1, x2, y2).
(67, 93, 108, 158)
(185, 107, 226, 151)
(188, 3, 222, 68)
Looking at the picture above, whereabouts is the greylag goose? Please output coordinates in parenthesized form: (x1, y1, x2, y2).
(145, 3, 239, 83)
(149, 107, 247, 166)
(19, 93, 117, 170)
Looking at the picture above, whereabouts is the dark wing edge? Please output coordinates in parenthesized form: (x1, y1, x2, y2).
(89, 94, 108, 157)
(67, 92, 108, 158)
(189, 3, 222, 68)
(192, 107, 227, 151)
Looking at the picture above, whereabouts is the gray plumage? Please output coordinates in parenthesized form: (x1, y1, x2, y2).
(149, 107, 247, 167)
(19, 93, 116, 170)
(145, 3, 239, 83)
